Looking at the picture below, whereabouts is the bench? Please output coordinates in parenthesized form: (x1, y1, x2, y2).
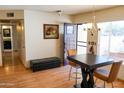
(30, 57, 61, 72)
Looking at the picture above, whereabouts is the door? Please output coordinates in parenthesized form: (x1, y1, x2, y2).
(64, 23, 77, 65)
(77, 24, 88, 55)
(18, 20, 26, 66)
(21, 21, 26, 66)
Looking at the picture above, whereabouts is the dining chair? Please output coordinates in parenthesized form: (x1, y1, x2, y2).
(67, 49, 80, 85)
(94, 60, 122, 88)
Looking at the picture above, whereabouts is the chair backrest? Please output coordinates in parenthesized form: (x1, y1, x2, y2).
(107, 60, 122, 83)
(67, 49, 77, 67)
(67, 49, 77, 56)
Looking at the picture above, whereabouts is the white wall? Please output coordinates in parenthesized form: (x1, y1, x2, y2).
(24, 10, 71, 67)
(72, 6, 124, 80)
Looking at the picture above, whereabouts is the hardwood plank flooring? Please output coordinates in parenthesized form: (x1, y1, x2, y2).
(0, 52, 124, 88)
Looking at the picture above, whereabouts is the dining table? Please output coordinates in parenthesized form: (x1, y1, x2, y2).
(67, 54, 114, 88)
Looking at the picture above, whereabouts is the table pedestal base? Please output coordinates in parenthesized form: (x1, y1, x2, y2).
(80, 67, 95, 88)
(74, 84, 99, 88)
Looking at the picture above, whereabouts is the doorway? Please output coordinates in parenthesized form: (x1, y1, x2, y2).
(64, 23, 77, 65)
(0, 20, 25, 67)
(64, 23, 87, 65)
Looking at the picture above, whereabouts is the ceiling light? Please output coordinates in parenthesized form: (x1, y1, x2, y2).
(89, 6, 100, 36)
(56, 10, 62, 16)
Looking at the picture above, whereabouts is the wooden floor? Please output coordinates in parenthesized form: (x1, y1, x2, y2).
(0, 52, 124, 88)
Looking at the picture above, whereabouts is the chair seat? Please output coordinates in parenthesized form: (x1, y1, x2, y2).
(94, 69, 110, 81)
(94, 61, 122, 87)
(69, 61, 80, 68)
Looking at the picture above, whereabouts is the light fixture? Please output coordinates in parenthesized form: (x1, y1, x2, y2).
(83, 9, 100, 33)
(88, 6, 101, 55)
(56, 10, 62, 16)
(90, 6, 100, 36)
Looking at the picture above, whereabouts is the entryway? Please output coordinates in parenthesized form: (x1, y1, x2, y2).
(0, 20, 25, 68)
(64, 23, 87, 65)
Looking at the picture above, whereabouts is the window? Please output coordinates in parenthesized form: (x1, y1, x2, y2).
(77, 24, 87, 54)
(98, 21, 124, 64)
(98, 22, 111, 56)
(110, 21, 124, 53)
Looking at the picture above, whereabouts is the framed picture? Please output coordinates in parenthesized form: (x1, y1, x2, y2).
(3, 28, 11, 37)
(43, 24, 59, 39)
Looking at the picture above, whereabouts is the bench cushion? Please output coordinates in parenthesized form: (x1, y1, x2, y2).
(30, 57, 61, 72)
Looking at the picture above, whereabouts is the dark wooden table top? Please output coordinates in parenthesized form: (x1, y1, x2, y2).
(67, 54, 114, 69)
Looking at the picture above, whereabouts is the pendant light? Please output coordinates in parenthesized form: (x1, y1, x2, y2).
(88, 5, 100, 55)
(90, 6, 99, 36)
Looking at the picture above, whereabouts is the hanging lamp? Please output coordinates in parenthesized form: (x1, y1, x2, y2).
(90, 6, 99, 36)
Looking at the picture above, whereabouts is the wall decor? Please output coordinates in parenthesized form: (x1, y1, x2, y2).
(43, 24, 59, 39)
(3, 28, 11, 37)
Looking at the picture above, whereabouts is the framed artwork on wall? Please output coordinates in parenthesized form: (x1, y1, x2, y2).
(43, 24, 59, 39)
(3, 28, 11, 37)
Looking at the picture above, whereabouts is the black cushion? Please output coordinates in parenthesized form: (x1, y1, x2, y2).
(30, 57, 61, 72)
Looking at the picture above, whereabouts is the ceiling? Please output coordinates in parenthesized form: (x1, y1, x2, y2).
(0, 5, 117, 15)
